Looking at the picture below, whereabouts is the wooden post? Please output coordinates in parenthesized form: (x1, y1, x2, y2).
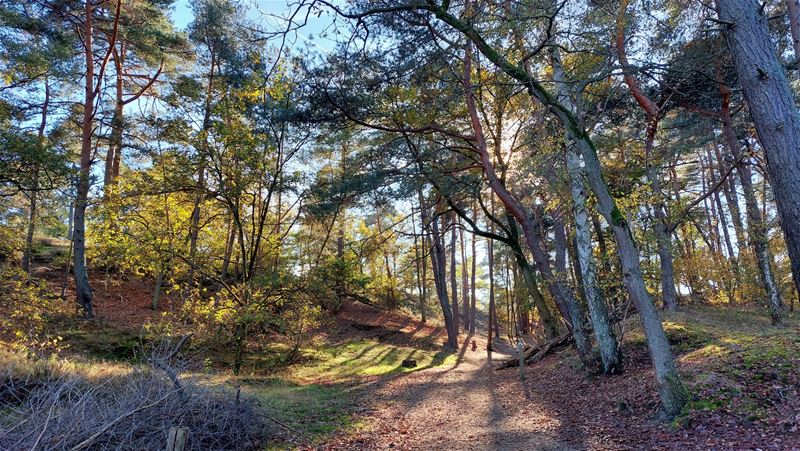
(167, 426, 189, 451)
(517, 339, 525, 380)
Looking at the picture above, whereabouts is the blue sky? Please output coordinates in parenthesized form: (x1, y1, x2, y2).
(170, 0, 338, 54)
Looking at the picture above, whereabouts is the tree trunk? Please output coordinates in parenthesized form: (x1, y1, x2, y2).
(787, 0, 800, 64)
(430, 211, 458, 349)
(23, 175, 38, 275)
(74, 0, 97, 318)
(222, 216, 236, 280)
(375, 207, 397, 309)
(105, 50, 124, 191)
(417, 190, 430, 323)
(420, 222, 428, 323)
(412, 206, 427, 323)
(487, 212, 495, 347)
(450, 212, 459, 330)
(716, 0, 800, 314)
(470, 202, 477, 333)
(544, 40, 686, 414)
(540, 213, 594, 368)
(460, 223, 469, 332)
(711, 130, 747, 252)
(504, 214, 560, 340)
(566, 146, 622, 374)
(188, 53, 216, 288)
(707, 145, 736, 261)
(152, 273, 163, 310)
(648, 157, 679, 311)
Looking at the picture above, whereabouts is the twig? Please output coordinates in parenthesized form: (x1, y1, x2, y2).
(264, 413, 295, 431)
(28, 384, 63, 451)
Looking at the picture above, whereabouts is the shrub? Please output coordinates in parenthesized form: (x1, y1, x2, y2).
(0, 263, 63, 355)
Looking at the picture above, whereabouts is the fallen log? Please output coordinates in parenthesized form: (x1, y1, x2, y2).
(495, 333, 573, 369)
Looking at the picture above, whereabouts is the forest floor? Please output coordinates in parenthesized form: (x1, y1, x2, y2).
(320, 306, 800, 450)
(18, 262, 800, 450)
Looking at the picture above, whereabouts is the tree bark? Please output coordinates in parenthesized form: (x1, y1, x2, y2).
(716, 0, 800, 316)
(105, 47, 124, 192)
(74, 0, 101, 318)
(787, 0, 800, 64)
(470, 202, 477, 333)
(412, 205, 427, 323)
(531, 209, 594, 368)
(566, 146, 622, 374)
(430, 211, 458, 349)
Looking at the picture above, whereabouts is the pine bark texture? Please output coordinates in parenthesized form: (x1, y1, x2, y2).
(716, 0, 800, 313)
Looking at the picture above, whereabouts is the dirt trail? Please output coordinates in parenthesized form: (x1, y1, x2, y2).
(329, 336, 575, 450)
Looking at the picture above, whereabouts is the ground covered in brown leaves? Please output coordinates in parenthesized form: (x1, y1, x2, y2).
(34, 268, 800, 450)
(319, 307, 800, 450)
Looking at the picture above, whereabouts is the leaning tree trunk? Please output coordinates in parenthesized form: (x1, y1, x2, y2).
(464, 41, 593, 367)
(716, 0, 800, 310)
(566, 146, 622, 374)
(425, 2, 686, 416)
(550, 39, 621, 373)
(504, 214, 561, 340)
(548, 43, 687, 417)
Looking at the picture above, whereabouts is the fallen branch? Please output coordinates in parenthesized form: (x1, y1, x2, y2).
(346, 292, 375, 306)
(150, 334, 192, 393)
(495, 333, 573, 369)
(265, 413, 296, 431)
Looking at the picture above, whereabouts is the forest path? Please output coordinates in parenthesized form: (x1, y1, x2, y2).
(331, 335, 576, 450)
